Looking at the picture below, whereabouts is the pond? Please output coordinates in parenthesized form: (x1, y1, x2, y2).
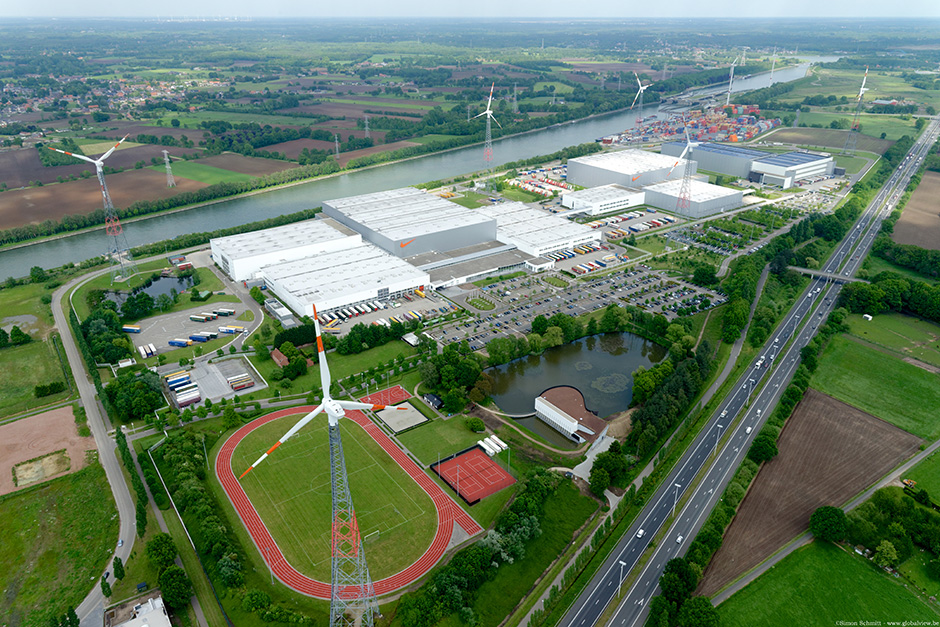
(104, 274, 195, 307)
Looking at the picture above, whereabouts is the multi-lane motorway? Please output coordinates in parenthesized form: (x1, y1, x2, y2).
(562, 117, 940, 627)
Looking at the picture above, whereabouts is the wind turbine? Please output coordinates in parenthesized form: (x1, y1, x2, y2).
(47, 136, 137, 282)
(725, 58, 739, 107)
(240, 307, 406, 627)
(474, 83, 501, 166)
(667, 126, 694, 214)
(630, 72, 651, 128)
(842, 66, 869, 156)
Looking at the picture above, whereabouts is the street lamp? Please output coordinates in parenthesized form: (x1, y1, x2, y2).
(619, 559, 628, 595)
(714, 424, 723, 455)
(672, 483, 681, 518)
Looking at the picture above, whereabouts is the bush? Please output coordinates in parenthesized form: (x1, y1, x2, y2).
(34, 381, 67, 397)
(465, 416, 485, 432)
(809, 506, 847, 543)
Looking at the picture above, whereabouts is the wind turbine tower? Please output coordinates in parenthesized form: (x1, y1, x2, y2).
(667, 126, 694, 213)
(47, 136, 137, 282)
(770, 47, 777, 82)
(631, 72, 650, 128)
(162, 150, 176, 188)
(474, 83, 501, 166)
(842, 66, 869, 156)
(335, 134, 340, 156)
(512, 83, 519, 114)
(240, 307, 407, 627)
(725, 58, 739, 107)
(364, 115, 370, 140)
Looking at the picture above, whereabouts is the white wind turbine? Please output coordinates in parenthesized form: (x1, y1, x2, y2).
(725, 57, 739, 107)
(631, 72, 651, 128)
(474, 83, 501, 165)
(240, 306, 406, 627)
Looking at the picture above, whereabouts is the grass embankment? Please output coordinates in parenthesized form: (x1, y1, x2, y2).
(0, 461, 118, 627)
(811, 336, 940, 440)
(718, 542, 940, 626)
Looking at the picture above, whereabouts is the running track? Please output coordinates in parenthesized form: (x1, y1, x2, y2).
(216, 403, 482, 598)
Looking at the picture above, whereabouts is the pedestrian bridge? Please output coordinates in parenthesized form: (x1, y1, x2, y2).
(787, 266, 869, 283)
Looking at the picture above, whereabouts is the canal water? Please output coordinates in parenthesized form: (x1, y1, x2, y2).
(488, 332, 667, 446)
(0, 62, 826, 278)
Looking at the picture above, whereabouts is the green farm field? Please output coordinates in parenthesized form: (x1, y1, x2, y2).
(845, 312, 940, 369)
(763, 127, 893, 154)
(0, 462, 118, 627)
(0, 341, 71, 419)
(906, 451, 940, 503)
(864, 254, 939, 285)
(396, 416, 484, 465)
(233, 414, 436, 580)
(718, 542, 939, 626)
(794, 111, 919, 141)
(150, 160, 255, 185)
(810, 336, 940, 439)
(0, 280, 56, 336)
(787, 67, 940, 111)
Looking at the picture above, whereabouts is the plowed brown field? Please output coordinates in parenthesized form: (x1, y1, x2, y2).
(892, 170, 940, 251)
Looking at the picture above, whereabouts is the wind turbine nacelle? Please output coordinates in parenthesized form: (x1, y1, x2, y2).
(324, 399, 346, 425)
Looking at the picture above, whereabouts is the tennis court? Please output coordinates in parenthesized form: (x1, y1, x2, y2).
(432, 447, 515, 505)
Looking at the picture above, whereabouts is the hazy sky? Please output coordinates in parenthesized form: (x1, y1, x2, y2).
(3, 0, 939, 18)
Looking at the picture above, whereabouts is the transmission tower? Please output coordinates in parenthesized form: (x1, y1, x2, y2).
(364, 115, 370, 140)
(329, 423, 378, 627)
(483, 115, 494, 166)
(842, 66, 869, 156)
(335, 134, 340, 156)
(162, 150, 175, 188)
(676, 127, 693, 213)
(512, 83, 519, 114)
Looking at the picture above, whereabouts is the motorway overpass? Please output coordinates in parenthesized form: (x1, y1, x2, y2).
(786, 266, 869, 283)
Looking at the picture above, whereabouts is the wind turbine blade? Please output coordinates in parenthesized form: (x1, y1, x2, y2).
(634, 71, 642, 89)
(312, 304, 332, 395)
(492, 115, 502, 129)
(239, 405, 324, 479)
(100, 134, 129, 161)
(486, 82, 495, 111)
(630, 89, 641, 109)
(473, 111, 487, 119)
(337, 400, 408, 412)
(47, 147, 96, 164)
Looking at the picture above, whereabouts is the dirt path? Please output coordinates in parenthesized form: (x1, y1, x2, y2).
(694, 309, 712, 349)
(472, 404, 589, 456)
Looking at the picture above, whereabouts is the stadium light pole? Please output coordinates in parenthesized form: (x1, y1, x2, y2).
(672, 483, 681, 518)
(619, 559, 628, 596)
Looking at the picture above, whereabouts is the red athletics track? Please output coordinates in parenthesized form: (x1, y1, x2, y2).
(216, 395, 481, 598)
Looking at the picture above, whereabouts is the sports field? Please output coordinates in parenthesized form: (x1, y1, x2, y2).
(232, 413, 436, 581)
(718, 542, 939, 626)
(845, 312, 940, 369)
(150, 160, 255, 185)
(810, 336, 940, 439)
(397, 417, 486, 465)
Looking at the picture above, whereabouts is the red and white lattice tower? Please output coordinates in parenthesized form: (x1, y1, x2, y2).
(162, 150, 176, 188)
(842, 66, 869, 156)
(474, 83, 500, 168)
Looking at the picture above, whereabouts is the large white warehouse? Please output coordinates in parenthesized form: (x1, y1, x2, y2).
(475, 202, 600, 257)
(643, 179, 744, 218)
(210, 219, 360, 282)
(560, 184, 646, 215)
(567, 149, 696, 188)
(260, 243, 430, 317)
(750, 152, 835, 188)
(322, 187, 497, 258)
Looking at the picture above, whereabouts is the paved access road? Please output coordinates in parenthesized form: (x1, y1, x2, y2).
(561, 117, 940, 627)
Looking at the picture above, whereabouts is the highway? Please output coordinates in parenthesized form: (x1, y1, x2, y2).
(561, 117, 940, 627)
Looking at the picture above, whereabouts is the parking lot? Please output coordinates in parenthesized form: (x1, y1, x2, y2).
(321, 290, 459, 333)
(130, 305, 250, 356)
(157, 355, 266, 404)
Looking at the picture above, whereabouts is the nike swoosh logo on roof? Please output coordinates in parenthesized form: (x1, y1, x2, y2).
(632, 175, 641, 181)
(400, 239, 416, 248)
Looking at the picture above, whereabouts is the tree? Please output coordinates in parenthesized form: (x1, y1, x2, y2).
(926, 559, 940, 581)
(100, 575, 112, 598)
(693, 264, 717, 286)
(146, 532, 178, 570)
(873, 539, 899, 569)
(747, 433, 778, 464)
(242, 589, 272, 613)
(676, 596, 719, 627)
(249, 286, 265, 305)
(159, 565, 194, 609)
(222, 405, 239, 430)
(465, 416, 485, 432)
(589, 466, 610, 497)
(9, 325, 31, 346)
(0, 327, 8, 348)
(113, 556, 125, 580)
(659, 558, 698, 604)
(809, 506, 847, 543)
(29, 265, 48, 283)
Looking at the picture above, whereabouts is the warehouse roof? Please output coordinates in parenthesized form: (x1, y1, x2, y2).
(753, 151, 832, 168)
(261, 243, 429, 306)
(644, 179, 742, 201)
(569, 149, 689, 175)
(323, 187, 494, 241)
(665, 141, 768, 160)
(211, 218, 355, 259)
(475, 202, 597, 249)
(562, 184, 643, 203)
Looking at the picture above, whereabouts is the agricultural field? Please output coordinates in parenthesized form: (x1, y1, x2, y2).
(396, 416, 484, 465)
(892, 170, 940, 251)
(0, 341, 71, 420)
(810, 337, 940, 439)
(717, 542, 940, 626)
(792, 111, 920, 141)
(698, 389, 921, 597)
(150, 160, 255, 185)
(0, 461, 118, 627)
(832, 154, 868, 174)
(231, 413, 437, 581)
(197, 154, 297, 177)
(906, 451, 940, 502)
(787, 67, 940, 110)
(863, 254, 939, 285)
(0, 280, 56, 336)
(845, 312, 940, 369)
(763, 127, 893, 154)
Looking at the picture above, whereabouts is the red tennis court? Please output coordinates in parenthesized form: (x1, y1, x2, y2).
(359, 385, 411, 407)
(433, 447, 515, 505)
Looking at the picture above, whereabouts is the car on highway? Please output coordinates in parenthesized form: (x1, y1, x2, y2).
(636, 529, 645, 538)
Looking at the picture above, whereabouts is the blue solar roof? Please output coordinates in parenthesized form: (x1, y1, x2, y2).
(664, 141, 767, 160)
(754, 151, 829, 167)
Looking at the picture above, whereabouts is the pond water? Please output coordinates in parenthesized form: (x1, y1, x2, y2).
(105, 274, 195, 306)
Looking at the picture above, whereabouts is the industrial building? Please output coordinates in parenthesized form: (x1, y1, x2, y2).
(534, 386, 607, 444)
(210, 219, 360, 282)
(643, 179, 744, 218)
(566, 149, 696, 189)
(475, 202, 600, 257)
(407, 241, 552, 290)
(559, 184, 646, 215)
(749, 152, 835, 188)
(661, 141, 768, 179)
(260, 243, 429, 317)
(322, 187, 497, 258)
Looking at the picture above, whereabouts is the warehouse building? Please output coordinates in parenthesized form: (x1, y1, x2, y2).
(322, 187, 497, 258)
(210, 219, 360, 282)
(749, 152, 835, 188)
(260, 243, 430, 317)
(661, 141, 768, 179)
(559, 184, 646, 215)
(643, 179, 744, 218)
(475, 202, 600, 257)
(566, 149, 696, 188)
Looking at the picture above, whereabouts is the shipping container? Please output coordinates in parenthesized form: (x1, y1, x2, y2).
(189, 315, 207, 323)
(169, 339, 192, 347)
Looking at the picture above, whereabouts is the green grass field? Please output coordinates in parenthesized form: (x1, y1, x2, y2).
(0, 281, 57, 336)
(907, 451, 940, 505)
(794, 111, 919, 141)
(833, 154, 868, 174)
(500, 186, 546, 203)
(845, 312, 940, 369)
(810, 336, 940, 439)
(718, 542, 939, 626)
(151, 160, 255, 185)
(448, 190, 489, 209)
(533, 81, 575, 94)
(233, 414, 436, 580)
(326, 97, 439, 110)
(0, 341, 71, 419)
(410, 134, 463, 145)
(0, 461, 118, 627)
(543, 276, 568, 288)
(863, 255, 939, 285)
(397, 416, 483, 465)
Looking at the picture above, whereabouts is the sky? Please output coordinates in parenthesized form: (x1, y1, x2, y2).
(3, 0, 939, 18)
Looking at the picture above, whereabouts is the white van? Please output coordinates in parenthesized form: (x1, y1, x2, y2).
(637, 529, 645, 538)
